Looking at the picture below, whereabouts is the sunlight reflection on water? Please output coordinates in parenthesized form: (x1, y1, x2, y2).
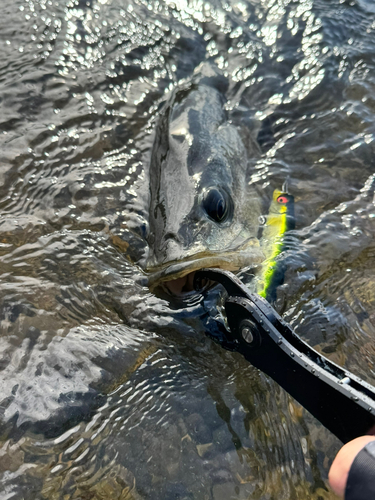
(1, 0, 375, 498)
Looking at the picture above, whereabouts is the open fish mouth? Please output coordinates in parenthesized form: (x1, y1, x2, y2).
(147, 243, 264, 296)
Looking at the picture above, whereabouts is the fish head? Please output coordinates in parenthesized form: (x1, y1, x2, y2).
(146, 73, 264, 295)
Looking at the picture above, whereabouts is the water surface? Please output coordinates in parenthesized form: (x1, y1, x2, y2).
(2, 0, 375, 498)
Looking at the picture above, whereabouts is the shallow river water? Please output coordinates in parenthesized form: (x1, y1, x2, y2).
(2, 0, 375, 498)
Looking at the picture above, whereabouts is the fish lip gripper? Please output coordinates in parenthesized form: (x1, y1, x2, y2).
(195, 267, 375, 444)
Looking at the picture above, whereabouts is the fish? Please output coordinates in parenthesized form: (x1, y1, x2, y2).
(257, 189, 295, 301)
(145, 64, 264, 295)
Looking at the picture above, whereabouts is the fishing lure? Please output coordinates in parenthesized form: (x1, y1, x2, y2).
(257, 188, 295, 301)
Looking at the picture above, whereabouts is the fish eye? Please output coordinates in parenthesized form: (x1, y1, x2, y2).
(203, 188, 229, 223)
(277, 195, 289, 204)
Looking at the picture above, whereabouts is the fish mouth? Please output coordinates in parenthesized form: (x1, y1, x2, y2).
(147, 243, 264, 296)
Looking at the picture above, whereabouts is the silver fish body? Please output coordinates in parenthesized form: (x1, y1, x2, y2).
(146, 65, 264, 293)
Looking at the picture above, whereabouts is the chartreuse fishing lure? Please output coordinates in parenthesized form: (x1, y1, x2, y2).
(257, 189, 295, 301)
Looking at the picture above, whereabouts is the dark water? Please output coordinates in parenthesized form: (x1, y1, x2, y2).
(2, 0, 375, 498)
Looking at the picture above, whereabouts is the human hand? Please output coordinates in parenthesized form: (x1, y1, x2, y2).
(329, 435, 375, 498)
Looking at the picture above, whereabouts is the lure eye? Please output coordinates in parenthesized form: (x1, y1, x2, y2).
(277, 195, 289, 204)
(203, 188, 229, 222)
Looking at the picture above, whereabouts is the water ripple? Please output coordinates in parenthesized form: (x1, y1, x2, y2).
(2, 0, 375, 498)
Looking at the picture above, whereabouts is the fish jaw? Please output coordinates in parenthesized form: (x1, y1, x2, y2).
(146, 239, 264, 295)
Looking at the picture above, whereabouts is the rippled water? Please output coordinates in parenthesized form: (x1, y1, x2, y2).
(2, 0, 375, 498)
